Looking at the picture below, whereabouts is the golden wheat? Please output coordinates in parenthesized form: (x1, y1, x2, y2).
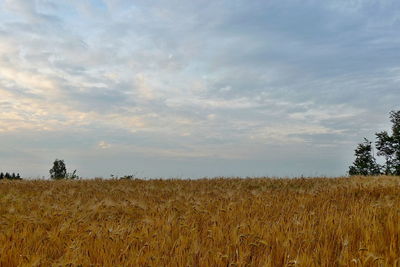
(1, 176, 400, 266)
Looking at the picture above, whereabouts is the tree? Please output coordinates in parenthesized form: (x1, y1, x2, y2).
(66, 169, 79, 180)
(0, 172, 22, 180)
(49, 159, 67, 179)
(390, 110, 400, 175)
(350, 110, 400, 176)
(49, 159, 79, 179)
(375, 110, 400, 175)
(375, 131, 395, 174)
(349, 138, 380, 176)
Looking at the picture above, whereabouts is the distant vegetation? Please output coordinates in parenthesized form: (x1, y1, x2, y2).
(111, 174, 137, 180)
(0, 172, 21, 180)
(3, 110, 399, 181)
(49, 159, 79, 180)
(1, 177, 400, 265)
(349, 110, 400, 175)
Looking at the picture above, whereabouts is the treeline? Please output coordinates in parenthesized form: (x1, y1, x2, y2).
(349, 110, 400, 175)
(0, 172, 22, 180)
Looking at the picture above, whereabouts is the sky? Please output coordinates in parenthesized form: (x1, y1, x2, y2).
(0, 0, 399, 178)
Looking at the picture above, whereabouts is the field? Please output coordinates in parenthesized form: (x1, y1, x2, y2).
(1, 177, 400, 266)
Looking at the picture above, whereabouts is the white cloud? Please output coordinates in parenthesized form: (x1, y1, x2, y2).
(98, 141, 111, 149)
(165, 96, 259, 110)
(3, 0, 37, 20)
(134, 73, 158, 101)
(0, 0, 399, 177)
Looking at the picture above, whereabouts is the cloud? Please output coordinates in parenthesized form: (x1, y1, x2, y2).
(3, 0, 37, 20)
(0, 0, 399, 177)
(98, 141, 111, 149)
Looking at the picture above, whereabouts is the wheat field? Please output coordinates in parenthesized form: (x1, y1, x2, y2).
(0, 176, 400, 266)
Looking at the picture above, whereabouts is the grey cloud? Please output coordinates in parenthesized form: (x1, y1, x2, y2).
(1, 1, 399, 177)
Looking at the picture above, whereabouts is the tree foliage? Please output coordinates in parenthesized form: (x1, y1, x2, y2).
(66, 169, 79, 180)
(389, 110, 400, 175)
(0, 172, 22, 180)
(49, 159, 79, 180)
(349, 110, 400, 176)
(375, 131, 395, 174)
(49, 159, 67, 180)
(349, 138, 380, 176)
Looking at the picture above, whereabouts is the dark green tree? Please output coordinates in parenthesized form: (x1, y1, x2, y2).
(349, 138, 380, 175)
(0, 172, 3, 179)
(375, 110, 400, 175)
(375, 131, 395, 174)
(49, 159, 67, 180)
(390, 111, 400, 175)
